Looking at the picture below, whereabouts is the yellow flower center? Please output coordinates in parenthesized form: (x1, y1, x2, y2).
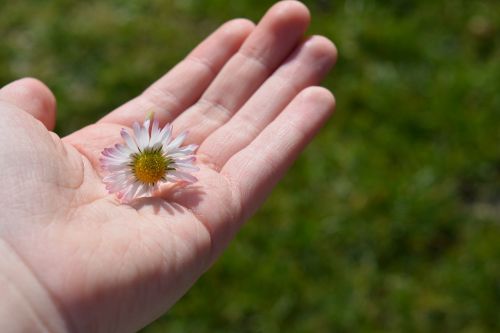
(131, 147, 171, 184)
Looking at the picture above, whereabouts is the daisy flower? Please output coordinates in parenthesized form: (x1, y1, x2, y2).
(100, 114, 198, 202)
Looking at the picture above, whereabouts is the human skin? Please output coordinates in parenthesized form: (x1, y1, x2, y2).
(0, 1, 337, 332)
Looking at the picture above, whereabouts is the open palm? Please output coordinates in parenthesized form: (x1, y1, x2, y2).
(0, 2, 336, 332)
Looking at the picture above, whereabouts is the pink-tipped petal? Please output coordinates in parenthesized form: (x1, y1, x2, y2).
(121, 129, 139, 152)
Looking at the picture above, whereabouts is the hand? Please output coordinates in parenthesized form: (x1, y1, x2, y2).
(0, 2, 336, 332)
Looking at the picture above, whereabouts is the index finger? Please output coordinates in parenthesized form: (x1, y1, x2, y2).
(99, 18, 254, 127)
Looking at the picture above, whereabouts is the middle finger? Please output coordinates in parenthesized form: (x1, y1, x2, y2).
(172, 1, 311, 144)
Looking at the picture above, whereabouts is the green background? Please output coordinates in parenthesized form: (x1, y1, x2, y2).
(1, 0, 499, 332)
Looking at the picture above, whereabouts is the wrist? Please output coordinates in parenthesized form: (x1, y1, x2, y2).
(0, 239, 70, 333)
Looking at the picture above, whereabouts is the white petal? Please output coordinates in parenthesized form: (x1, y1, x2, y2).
(172, 163, 199, 172)
(133, 122, 146, 149)
(104, 172, 136, 192)
(150, 119, 161, 145)
(100, 154, 130, 164)
(159, 124, 173, 144)
(122, 182, 141, 202)
(176, 144, 198, 154)
(132, 122, 142, 140)
(135, 184, 151, 198)
(168, 150, 193, 158)
(114, 143, 134, 156)
(102, 147, 124, 158)
(164, 131, 187, 153)
(143, 117, 151, 132)
(101, 156, 129, 165)
(169, 170, 197, 183)
(140, 120, 150, 147)
(106, 176, 135, 193)
(121, 129, 139, 152)
(172, 156, 196, 163)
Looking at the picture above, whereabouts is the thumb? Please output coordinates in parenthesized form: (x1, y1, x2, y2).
(0, 77, 57, 131)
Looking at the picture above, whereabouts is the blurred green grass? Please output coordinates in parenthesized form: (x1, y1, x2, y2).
(2, 0, 499, 332)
